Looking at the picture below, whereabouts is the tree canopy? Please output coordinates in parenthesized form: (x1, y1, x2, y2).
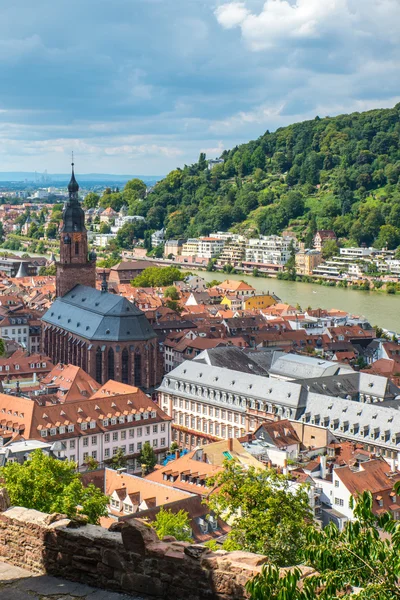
(150, 507, 192, 542)
(117, 104, 400, 249)
(132, 266, 187, 287)
(207, 461, 312, 567)
(247, 489, 400, 600)
(1, 450, 108, 524)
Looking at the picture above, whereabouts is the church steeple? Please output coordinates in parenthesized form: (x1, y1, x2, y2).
(61, 158, 85, 233)
(56, 157, 96, 297)
(68, 155, 79, 196)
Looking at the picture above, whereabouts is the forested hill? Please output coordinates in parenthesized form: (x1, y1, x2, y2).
(96, 104, 400, 250)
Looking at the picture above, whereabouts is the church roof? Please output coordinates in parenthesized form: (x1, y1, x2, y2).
(42, 284, 157, 342)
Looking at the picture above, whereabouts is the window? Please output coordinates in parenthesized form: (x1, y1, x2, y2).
(121, 431, 126, 440)
(134, 353, 141, 386)
(90, 421, 96, 429)
(108, 348, 115, 380)
(153, 425, 158, 433)
(120, 446, 126, 454)
(137, 442, 142, 452)
(153, 439, 158, 447)
(104, 433, 110, 443)
(160, 438, 166, 447)
(40, 430, 47, 437)
(137, 427, 142, 437)
(119, 416, 125, 424)
(143, 412, 149, 420)
(103, 419, 109, 427)
(91, 436, 97, 445)
(112, 447, 118, 456)
(334, 498, 344, 507)
(160, 424, 165, 432)
(104, 448, 110, 458)
(335, 480, 339, 488)
(129, 443, 134, 453)
(146, 426, 150, 435)
(111, 417, 117, 425)
(91, 451, 97, 459)
(83, 452, 89, 460)
(75, 241, 79, 255)
(70, 440, 75, 449)
(50, 428, 57, 436)
(83, 438, 89, 447)
(129, 429, 135, 438)
(68, 425, 74, 433)
(81, 423, 87, 431)
(70, 455, 75, 462)
(151, 411, 157, 418)
(122, 348, 129, 384)
(96, 347, 102, 383)
(113, 432, 118, 441)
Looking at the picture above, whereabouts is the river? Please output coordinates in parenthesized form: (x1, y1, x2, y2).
(197, 270, 400, 332)
(7, 249, 400, 331)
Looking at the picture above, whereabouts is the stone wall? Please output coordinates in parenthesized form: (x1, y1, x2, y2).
(0, 505, 272, 599)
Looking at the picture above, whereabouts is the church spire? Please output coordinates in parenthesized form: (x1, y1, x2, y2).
(68, 152, 79, 197)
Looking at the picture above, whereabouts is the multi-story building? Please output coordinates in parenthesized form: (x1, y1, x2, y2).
(313, 230, 337, 252)
(164, 239, 186, 257)
(245, 236, 298, 265)
(151, 228, 165, 247)
(197, 238, 225, 259)
(218, 239, 246, 265)
(181, 239, 200, 257)
(0, 382, 171, 470)
(295, 249, 322, 275)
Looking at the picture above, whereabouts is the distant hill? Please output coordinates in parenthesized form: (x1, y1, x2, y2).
(0, 173, 163, 186)
(134, 104, 400, 250)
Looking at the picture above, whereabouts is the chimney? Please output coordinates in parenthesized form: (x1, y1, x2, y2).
(320, 455, 327, 479)
(283, 458, 288, 476)
(203, 452, 207, 463)
(247, 433, 252, 443)
(175, 450, 180, 460)
(228, 438, 233, 452)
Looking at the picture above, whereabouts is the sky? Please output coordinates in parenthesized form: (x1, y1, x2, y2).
(0, 0, 399, 175)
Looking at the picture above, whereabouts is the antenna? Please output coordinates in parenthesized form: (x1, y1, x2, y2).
(71, 151, 74, 168)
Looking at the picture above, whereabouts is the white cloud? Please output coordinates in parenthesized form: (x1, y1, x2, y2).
(215, 0, 400, 51)
(215, 2, 249, 29)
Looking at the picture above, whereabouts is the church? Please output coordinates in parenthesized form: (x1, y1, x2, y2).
(41, 163, 162, 390)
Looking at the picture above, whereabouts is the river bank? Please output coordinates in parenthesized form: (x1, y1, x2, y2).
(194, 270, 400, 332)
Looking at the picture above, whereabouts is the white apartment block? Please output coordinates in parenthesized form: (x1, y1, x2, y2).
(245, 236, 298, 265)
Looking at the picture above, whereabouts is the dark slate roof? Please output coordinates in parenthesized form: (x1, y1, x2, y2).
(42, 285, 157, 342)
(193, 346, 271, 376)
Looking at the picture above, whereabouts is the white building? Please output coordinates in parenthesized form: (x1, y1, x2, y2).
(245, 236, 298, 265)
(151, 228, 165, 247)
(197, 238, 225, 259)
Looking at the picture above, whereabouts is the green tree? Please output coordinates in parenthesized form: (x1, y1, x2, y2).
(84, 456, 99, 471)
(375, 224, 400, 250)
(207, 461, 312, 567)
(132, 266, 186, 287)
(99, 222, 111, 234)
(151, 507, 192, 542)
(46, 222, 58, 239)
(108, 448, 127, 470)
(322, 239, 339, 259)
(39, 264, 56, 276)
(139, 441, 157, 474)
(125, 178, 147, 199)
(0, 450, 107, 524)
(164, 286, 179, 300)
(247, 491, 400, 600)
(284, 240, 297, 280)
(0, 338, 5, 356)
(83, 192, 100, 209)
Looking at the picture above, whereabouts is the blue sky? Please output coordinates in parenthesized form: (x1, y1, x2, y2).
(0, 0, 399, 175)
